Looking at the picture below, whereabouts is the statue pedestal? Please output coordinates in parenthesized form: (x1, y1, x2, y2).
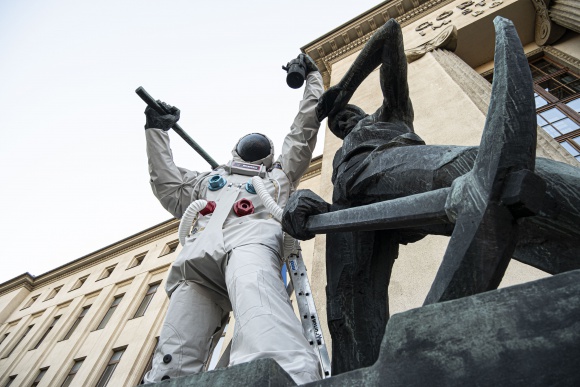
(315, 269, 580, 386)
(145, 269, 580, 386)
(143, 358, 296, 387)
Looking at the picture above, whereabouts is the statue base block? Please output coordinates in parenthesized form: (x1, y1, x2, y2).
(143, 358, 296, 386)
(145, 270, 580, 386)
(309, 269, 580, 386)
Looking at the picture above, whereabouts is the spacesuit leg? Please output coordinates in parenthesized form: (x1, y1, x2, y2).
(225, 244, 322, 385)
(143, 281, 228, 383)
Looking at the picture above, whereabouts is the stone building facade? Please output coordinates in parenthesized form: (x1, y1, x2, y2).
(1, 0, 579, 385)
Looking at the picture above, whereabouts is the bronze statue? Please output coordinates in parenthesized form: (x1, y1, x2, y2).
(282, 18, 580, 374)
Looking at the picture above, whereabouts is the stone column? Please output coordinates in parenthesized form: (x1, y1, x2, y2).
(531, 0, 567, 46)
(550, 0, 580, 34)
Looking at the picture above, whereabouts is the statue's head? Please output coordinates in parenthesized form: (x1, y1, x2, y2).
(329, 104, 367, 139)
(232, 133, 274, 167)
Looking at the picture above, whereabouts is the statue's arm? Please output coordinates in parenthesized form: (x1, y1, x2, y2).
(374, 20, 413, 128)
(279, 71, 324, 188)
(282, 189, 330, 241)
(145, 129, 208, 218)
(316, 21, 395, 121)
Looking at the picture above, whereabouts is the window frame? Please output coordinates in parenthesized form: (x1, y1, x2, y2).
(45, 286, 63, 301)
(70, 276, 89, 292)
(0, 332, 9, 347)
(132, 282, 161, 319)
(159, 240, 179, 257)
(4, 375, 17, 387)
(127, 252, 147, 269)
(95, 294, 124, 330)
(95, 347, 126, 387)
(32, 315, 61, 350)
(60, 357, 85, 387)
(21, 295, 39, 310)
(138, 337, 158, 384)
(2, 324, 34, 359)
(484, 56, 580, 161)
(31, 367, 48, 387)
(62, 305, 91, 341)
(97, 265, 117, 281)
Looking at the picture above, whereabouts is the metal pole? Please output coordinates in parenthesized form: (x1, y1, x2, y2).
(136, 86, 219, 169)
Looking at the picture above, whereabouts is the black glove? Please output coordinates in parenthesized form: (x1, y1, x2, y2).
(282, 190, 330, 241)
(144, 101, 180, 131)
(300, 53, 319, 75)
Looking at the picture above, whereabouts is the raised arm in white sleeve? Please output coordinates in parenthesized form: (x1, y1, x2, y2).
(146, 128, 209, 219)
(280, 71, 324, 188)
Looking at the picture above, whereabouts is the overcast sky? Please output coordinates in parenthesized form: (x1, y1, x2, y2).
(0, 0, 382, 283)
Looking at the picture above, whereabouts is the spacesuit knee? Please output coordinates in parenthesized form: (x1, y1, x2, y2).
(143, 281, 224, 383)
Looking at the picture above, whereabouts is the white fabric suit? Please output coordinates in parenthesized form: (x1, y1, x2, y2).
(143, 71, 324, 384)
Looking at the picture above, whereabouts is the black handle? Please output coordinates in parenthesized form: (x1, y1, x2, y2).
(136, 86, 219, 169)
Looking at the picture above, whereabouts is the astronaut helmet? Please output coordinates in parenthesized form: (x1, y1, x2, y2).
(232, 133, 275, 168)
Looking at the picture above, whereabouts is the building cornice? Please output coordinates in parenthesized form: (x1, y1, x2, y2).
(302, 155, 323, 181)
(544, 45, 580, 74)
(302, 0, 455, 88)
(0, 219, 179, 296)
(0, 273, 35, 297)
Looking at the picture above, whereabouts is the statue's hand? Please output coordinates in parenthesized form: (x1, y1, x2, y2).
(144, 100, 180, 131)
(316, 85, 350, 122)
(282, 190, 330, 241)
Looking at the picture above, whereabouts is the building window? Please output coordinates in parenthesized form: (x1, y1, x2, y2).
(127, 252, 147, 269)
(159, 240, 179, 257)
(139, 337, 159, 384)
(31, 367, 48, 387)
(32, 316, 61, 350)
(70, 276, 88, 291)
(97, 265, 116, 281)
(484, 57, 580, 162)
(96, 347, 126, 387)
(3, 325, 34, 358)
(133, 283, 160, 318)
(96, 295, 124, 330)
(4, 375, 17, 387)
(0, 333, 9, 347)
(45, 286, 63, 301)
(62, 305, 91, 340)
(60, 358, 84, 387)
(21, 295, 39, 310)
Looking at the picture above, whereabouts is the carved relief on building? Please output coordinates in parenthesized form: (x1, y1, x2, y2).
(550, 0, 580, 34)
(530, 0, 566, 46)
(301, 0, 457, 88)
(406, 25, 458, 63)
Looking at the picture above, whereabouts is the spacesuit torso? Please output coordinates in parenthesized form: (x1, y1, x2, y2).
(145, 70, 323, 304)
(166, 164, 291, 309)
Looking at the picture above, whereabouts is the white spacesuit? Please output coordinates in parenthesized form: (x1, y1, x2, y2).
(142, 70, 324, 384)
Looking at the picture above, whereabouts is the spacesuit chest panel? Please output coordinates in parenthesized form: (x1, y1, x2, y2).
(194, 166, 289, 252)
(196, 167, 287, 222)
